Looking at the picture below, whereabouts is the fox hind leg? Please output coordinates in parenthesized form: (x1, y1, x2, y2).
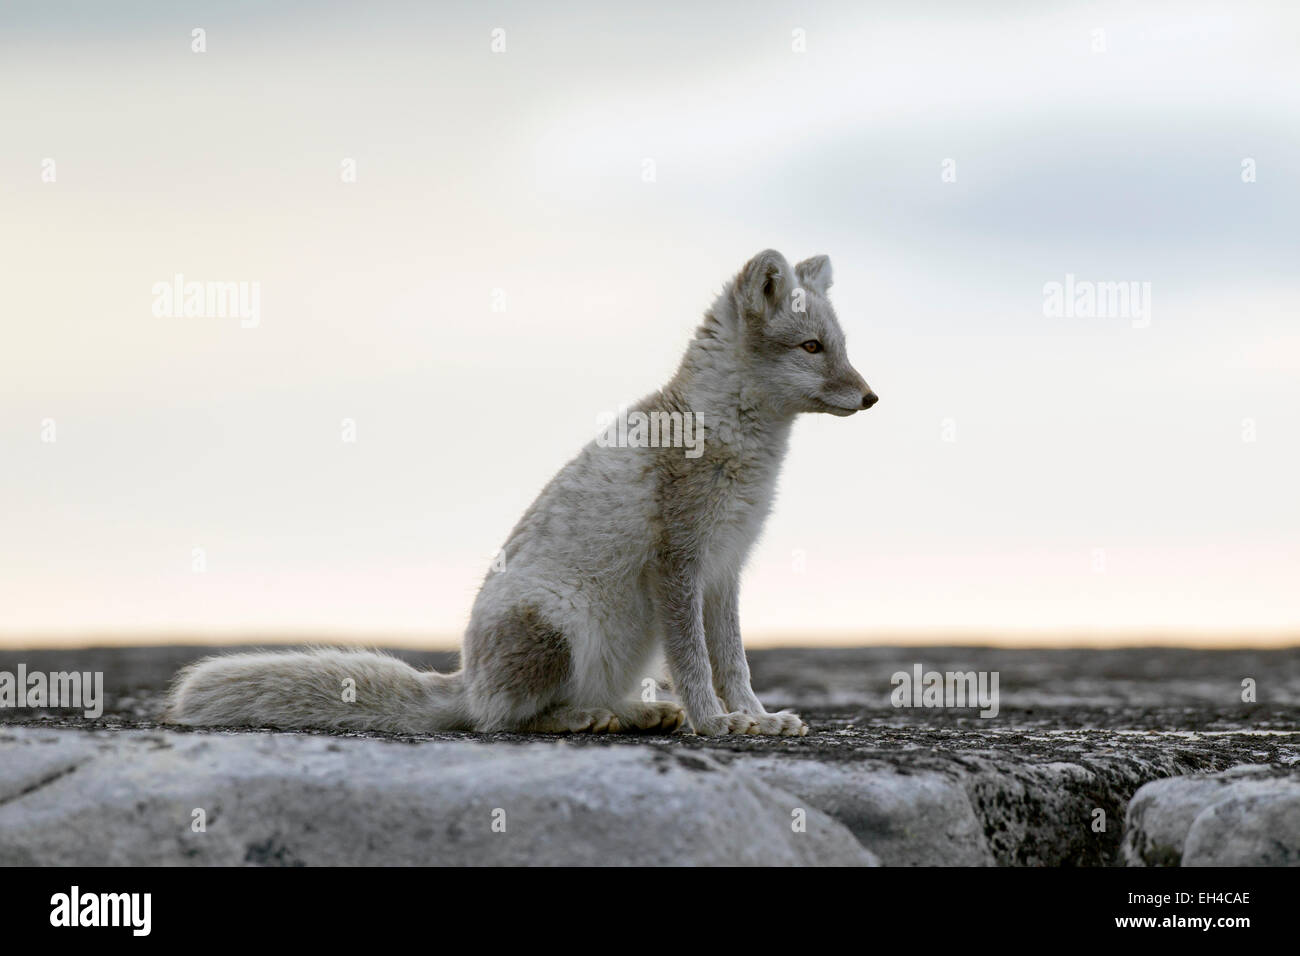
(615, 700, 685, 732)
(520, 701, 684, 734)
(524, 705, 623, 733)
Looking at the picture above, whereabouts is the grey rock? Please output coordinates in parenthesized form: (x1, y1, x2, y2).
(1122, 764, 1300, 866)
(2, 646, 1297, 867)
(1183, 788, 1300, 866)
(0, 727, 876, 866)
(0, 730, 100, 803)
(743, 756, 994, 865)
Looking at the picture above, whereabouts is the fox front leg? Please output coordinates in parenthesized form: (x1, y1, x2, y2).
(656, 561, 760, 735)
(704, 576, 809, 736)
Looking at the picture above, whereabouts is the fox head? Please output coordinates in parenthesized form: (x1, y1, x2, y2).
(732, 249, 877, 417)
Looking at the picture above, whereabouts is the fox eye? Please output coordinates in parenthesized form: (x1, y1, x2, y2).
(800, 340, 823, 354)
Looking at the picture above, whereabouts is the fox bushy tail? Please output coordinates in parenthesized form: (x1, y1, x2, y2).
(165, 648, 472, 733)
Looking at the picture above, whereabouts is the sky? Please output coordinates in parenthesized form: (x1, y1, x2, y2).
(1, 1, 1297, 647)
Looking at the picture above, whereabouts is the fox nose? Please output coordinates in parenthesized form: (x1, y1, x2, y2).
(861, 391, 879, 409)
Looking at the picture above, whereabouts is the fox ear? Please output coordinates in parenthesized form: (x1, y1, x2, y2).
(736, 249, 793, 324)
(795, 255, 833, 294)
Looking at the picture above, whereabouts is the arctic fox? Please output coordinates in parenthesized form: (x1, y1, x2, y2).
(167, 250, 877, 736)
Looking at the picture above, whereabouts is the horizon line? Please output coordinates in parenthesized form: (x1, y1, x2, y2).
(1, 629, 1297, 651)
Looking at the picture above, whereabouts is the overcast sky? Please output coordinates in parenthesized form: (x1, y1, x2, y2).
(2, 1, 1297, 646)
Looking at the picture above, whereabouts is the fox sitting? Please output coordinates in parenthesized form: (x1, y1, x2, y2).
(167, 250, 877, 736)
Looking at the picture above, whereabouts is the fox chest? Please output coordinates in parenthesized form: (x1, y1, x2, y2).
(689, 439, 786, 570)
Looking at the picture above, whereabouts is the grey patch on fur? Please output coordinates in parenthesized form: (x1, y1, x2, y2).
(487, 605, 572, 709)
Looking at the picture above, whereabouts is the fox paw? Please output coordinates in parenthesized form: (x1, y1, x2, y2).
(752, 711, 809, 736)
(692, 712, 761, 736)
(619, 701, 686, 733)
(693, 711, 809, 736)
(529, 707, 622, 734)
(570, 708, 621, 733)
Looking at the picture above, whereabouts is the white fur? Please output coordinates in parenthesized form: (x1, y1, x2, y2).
(167, 251, 874, 736)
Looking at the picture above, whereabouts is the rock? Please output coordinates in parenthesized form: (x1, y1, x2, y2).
(0, 730, 100, 802)
(3, 646, 1297, 867)
(0, 727, 877, 866)
(959, 758, 1119, 867)
(742, 756, 995, 865)
(1122, 764, 1300, 866)
(742, 746, 1238, 867)
(1184, 789, 1300, 866)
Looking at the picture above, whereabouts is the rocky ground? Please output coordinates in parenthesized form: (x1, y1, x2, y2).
(1, 645, 1297, 865)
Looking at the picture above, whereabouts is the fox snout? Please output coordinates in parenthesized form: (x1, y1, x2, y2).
(839, 360, 877, 410)
(834, 367, 878, 413)
(819, 379, 877, 416)
(846, 386, 878, 412)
